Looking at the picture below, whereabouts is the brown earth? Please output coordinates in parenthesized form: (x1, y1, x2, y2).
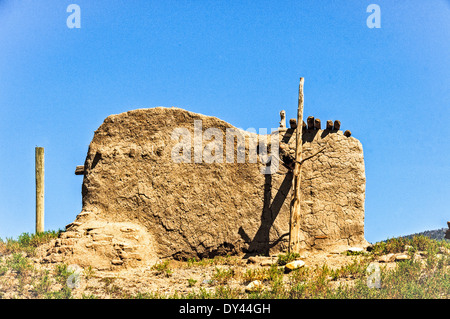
(1, 241, 370, 299)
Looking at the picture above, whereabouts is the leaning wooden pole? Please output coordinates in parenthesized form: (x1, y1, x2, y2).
(35, 147, 45, 234)
(289, 77, 304, 253)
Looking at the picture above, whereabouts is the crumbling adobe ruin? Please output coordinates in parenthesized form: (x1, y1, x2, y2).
(43, 107, 369, 270)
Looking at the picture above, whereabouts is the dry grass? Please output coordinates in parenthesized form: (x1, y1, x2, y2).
(1, 232, 449, 299)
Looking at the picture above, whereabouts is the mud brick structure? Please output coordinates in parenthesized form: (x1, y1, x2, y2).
(44, 107, 368, 269)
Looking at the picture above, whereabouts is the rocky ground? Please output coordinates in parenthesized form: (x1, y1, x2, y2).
(3, 237, 447, 299)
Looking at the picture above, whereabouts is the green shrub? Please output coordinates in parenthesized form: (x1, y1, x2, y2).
(151, 260, 173, 277)
(54, 263, 74, 285)
(242, 268, 267, 283)
(32, 271, 52, 296)
(371, 235, 448, 256)
(6, 253, 33, 276)
(0, 230, 62, 256)
(212, 267, 235, 284)
(45, 286, 72, 299)
(187, 278, 197, 287)
(277, 252, 300, 266)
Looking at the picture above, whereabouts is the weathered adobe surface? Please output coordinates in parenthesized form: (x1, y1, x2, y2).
(43, 107, 368, 270)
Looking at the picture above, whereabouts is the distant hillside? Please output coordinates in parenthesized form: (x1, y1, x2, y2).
(399, 228, 449, 241)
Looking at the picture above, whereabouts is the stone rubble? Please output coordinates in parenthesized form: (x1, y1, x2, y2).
(284, 260, 306, 272)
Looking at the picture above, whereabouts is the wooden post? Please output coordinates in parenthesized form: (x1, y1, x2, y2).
(333, 120, 341, 131)
(74, 165, 85, 175)
(289, 78, 304, 253)
(314, 118, 321, 130)
(307, 116, 314, 130)
(326, 120, 333, 130)
(279, 110, 286, 128)
(35, 147, 44, 233)
(289, 118, 297, 129)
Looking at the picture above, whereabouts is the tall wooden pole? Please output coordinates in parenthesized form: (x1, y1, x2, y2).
(35, 147, 44, 233)
(289, 78, 304, 253)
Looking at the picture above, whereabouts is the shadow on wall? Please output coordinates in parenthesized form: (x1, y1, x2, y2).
(238, 171, 292, 256)
(237, 121, 345, 256)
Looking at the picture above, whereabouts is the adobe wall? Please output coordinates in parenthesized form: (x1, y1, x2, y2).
(43, 107, 368, 269)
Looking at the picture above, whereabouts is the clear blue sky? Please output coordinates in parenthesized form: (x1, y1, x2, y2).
(0, 1, 449, 243)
